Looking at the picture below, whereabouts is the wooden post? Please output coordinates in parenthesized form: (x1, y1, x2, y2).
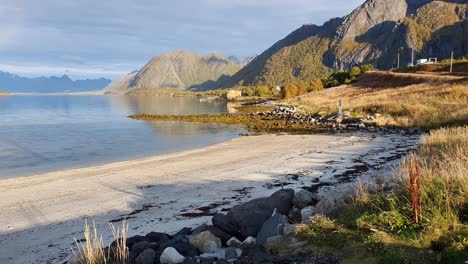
(338, 99, 342, 115)
(450, 51, 454, 73)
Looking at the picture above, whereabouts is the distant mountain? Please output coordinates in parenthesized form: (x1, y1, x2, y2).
(107, 50, 241, 91)
(0, 71, 111, 93)
(215, 0, 468, 88)
(227, 55, 257, 67)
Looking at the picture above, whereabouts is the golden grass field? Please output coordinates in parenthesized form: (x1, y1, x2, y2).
(290, 72, 468, 129)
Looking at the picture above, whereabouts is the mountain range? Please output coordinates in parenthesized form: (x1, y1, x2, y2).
(106, 0, 468, 92)
(106, 50, 241, 91)
(0, 71, 111, 93)
(214, 0, 468, 88)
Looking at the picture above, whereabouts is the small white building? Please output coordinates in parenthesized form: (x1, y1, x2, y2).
(416, 58, 437, 65)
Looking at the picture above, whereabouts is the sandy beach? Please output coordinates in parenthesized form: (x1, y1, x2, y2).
(0, 131, 420, 264)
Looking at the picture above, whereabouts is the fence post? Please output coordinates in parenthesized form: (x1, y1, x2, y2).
(338, 99, 342, 115)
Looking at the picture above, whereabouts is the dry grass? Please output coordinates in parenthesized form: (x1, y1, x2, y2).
(289, 72, 468, 129)
(73, 220, 128, 264)
(296, 126, 468, 262)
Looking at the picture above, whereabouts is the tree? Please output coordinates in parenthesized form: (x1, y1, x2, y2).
(255, 86, 270, 97)
(308, 78, 324, 91)
(360, 64, 375, 73)
(349, 66, 361, 77)
(281, 83, 298, 99)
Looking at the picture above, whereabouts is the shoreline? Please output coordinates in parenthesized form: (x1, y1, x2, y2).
(0, 131, 420, 264)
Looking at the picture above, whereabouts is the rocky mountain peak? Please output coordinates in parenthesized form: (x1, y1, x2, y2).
(337, 0, 408, 40)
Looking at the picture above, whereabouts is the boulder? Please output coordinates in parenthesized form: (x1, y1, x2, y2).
(283, 224, 297, 237)
(301, 206, 317, 223)
(212, 213, 238, 235)
(190, 224, 208, 236)
(125, 235, 149, 248)
(190, 224, 231, 245)
(224, 247, 238, 261)
(256, 210, 288, 246)
(174, 227, 192, 237)
(165, 235, 198, 257)
(265, 235, 287, 254)
(188, 231, 221, 253)
(131, 241, 159, 256)
(288, 207, 302, 223)
(316, 196, 335, 215)
(224, 189, 294, 237)
(292, 190, 318, 209)
(226, 237, 242, 248)
(160, 247, 185, 264)
(145, 232, 172, 245)
(242, 236, 256, 246)
(135, 248, 156, 264)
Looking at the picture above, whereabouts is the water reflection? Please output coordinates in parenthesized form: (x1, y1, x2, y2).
(0, 95, 244, 179)
(107, 95, 228, 116)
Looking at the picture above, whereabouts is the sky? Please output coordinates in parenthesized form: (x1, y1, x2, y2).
(0, 0, 364, 80)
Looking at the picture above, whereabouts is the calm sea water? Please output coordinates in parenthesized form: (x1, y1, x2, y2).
(0, 95, 243, 179)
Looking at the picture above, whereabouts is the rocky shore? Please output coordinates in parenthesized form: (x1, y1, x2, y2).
(130, 104, 407, 134)
(70, 189, 339, 264)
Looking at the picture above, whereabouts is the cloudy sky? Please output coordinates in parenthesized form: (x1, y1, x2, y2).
(0, 0, 364, 80)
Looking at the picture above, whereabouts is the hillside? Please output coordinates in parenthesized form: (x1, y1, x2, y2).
(0, 71, 111, 93)
(292, 71, 468, 128)
(108, 50, 241, 91)
(103, 70, 138, 93)
(215, 0, 468, 88)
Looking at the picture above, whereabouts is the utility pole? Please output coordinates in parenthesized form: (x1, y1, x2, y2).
(397, 52, 400, 68)
(450, 51, 454, 73)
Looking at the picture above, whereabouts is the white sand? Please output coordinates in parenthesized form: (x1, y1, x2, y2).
(0, 132, 420, 264)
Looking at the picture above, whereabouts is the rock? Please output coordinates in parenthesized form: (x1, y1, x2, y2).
(212, 213, 238, 235)
(203, 241, 219, 254)
(283, 225, 296, 237)
(188, 231, 221, 253)
(226, 237, 242, 248)
(288, 207, 302, 223)
(293, 190, 318, 209)
(242, 236, 256, 246)
(225, 247, 238, 260)
(225, 189, 294, 237)
(135, 248, 156, 264)
(265, 235, 287, 254)
(165, 236, 198, 257)
(199, 248, 225, 259)
(160, 247, 185, 264)
(174, 227, 192, 237)
(191, 224, 232, 245)
(190, 224, 208, 236)
(125, 235, 149, 248)
(316, 196, 335, 215)
(256, 210, 288, 246)
(131, 241, 159, 256)
(145, 232, 172, 245)
(301, 206, 317, 223)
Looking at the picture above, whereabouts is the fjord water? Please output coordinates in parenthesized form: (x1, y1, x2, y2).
(0, 95, 243, 179)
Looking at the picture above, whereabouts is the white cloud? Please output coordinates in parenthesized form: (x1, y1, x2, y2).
(0, 0, 365, 78)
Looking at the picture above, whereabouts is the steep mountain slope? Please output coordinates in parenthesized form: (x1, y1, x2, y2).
(0, 71, 111, 93)
(110, 50, 241, 91)
(219, 0, 468, 88)
(104, 70, 138, 92)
